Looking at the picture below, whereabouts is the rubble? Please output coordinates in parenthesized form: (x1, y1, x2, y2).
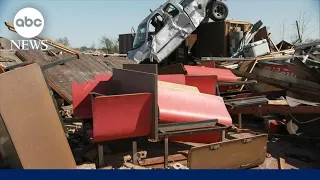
(1, 3, 320, 170)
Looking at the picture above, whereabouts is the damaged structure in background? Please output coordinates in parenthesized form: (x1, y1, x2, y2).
(1, 0, 320, 170)
(127, 0, 229, 64)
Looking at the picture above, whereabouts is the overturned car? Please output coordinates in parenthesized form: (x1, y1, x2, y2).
(128, 0, 229, 64)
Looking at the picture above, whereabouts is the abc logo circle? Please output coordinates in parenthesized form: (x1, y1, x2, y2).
(14, 7, 44, 38)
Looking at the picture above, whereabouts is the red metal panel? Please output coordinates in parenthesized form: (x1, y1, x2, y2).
(158, 75, 186, 84)
(93, 93, 153, 142)
(184, 65, 237, 82)
(197, 61, 215, 68)
(185, 75, 217, 95)
(158, 86, 232, 143)
(94, 74, 113, 81)
(72, 74, 112, 119)
(158, 75, 217, 95)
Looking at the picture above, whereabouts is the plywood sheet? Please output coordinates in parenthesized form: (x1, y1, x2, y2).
(158, 81, 199, 92)
(0, 64, 76, 169)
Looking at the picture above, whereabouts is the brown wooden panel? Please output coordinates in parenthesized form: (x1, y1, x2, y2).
(158, 63, 186, 75)
(112, 68, 158, 139)
(0, 64, 76, 169)
(188, 134, 268, 169)
(123, 64, 158, 74)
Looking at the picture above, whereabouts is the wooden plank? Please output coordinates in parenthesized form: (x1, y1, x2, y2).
(232, 69, 320, 99)
(0, 64, 76, 169)
(14, 51, 125, 103)
(239, 59, 258, 91)
(158, 81, 199, 92)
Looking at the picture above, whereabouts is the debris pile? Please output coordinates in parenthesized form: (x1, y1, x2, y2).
(1, 10, 319, 170)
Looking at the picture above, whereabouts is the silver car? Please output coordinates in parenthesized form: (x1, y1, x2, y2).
(127, 0, 228, 64)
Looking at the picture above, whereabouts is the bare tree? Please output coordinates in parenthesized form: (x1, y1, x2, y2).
(112, 40, 119, 53)
(56, 37, 70, 46)
(280, 20, 286, 41)
(91, 41, 96, 51)
(289, 12, 314, 44)
(100, 36, 114, 52)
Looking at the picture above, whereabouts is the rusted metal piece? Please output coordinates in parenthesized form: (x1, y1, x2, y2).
(158, 123, 229, 138)
(224, 96, 268, 107)
(217, 80, 257, 86)
(188, 133, 268, 169)
(228, 105, 320, 115)
(132, 141, 138, 165)
(164, 138, 169, 169)
(158, 119, 218, 133)
(238, 113, 243, 129)
(98, 144, 104, 168)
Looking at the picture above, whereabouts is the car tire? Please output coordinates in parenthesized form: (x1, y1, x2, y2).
(209, 1, 229, 21)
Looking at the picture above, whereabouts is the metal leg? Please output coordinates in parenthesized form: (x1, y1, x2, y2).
(98, 143, 104, 168)
(238, 113, 242, 129)
(164, 137, 169, 168)
(132, 141, 137, 165)
(221, 130, 226, 141)
(216, 84, 220, 96)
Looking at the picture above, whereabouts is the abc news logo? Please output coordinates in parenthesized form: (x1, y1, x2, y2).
(11, 7, 48, 50)
(15, 16, 43, 28)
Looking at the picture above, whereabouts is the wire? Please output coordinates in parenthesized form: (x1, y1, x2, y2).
(288, 110, 320, 124)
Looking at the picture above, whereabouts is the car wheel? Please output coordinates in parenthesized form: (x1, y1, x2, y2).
(209, 1, 228, 21)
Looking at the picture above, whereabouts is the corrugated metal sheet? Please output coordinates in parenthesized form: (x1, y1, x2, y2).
(0, 50, 23, 67)
(119, 33, 135, 54)
(15, 50, 136, 103)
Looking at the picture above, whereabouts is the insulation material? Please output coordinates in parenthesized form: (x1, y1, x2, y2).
(93, 93, 153, 142)
(185, 65, 238, 82)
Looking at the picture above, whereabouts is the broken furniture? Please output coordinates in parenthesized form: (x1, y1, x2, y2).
(72, 64, 233, 168)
